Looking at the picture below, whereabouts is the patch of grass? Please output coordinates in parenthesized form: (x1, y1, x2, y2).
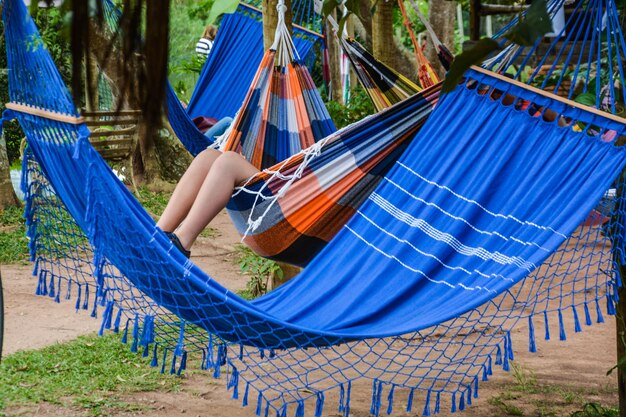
(134, 187, 173, 216)
(570, 403, 619, 417)
(0, 333, 181, 415)
(234, 244, 282, 300)
(511, 362, 537, 392)
(0, 205, 29, 264)
(488, 395, 525, 416)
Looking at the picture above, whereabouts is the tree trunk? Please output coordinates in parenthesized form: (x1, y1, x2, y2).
(426, 1, 457, 79)
(262, 0, 293, 50)
(87, 19, 160, 186)
(372, 0, 395, 69)
(371, 1, 417, 83)
(0, 131, 21, 210)
(326, 11, 344, 103)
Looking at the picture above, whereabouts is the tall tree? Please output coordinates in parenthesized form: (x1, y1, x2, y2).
(425, 0, 456, 79)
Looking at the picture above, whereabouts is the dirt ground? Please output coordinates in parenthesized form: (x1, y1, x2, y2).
(0, 210, 620, 417)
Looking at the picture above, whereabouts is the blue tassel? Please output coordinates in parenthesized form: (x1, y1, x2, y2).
(338, 383, 345, 412)
(573, 305, 582, 332)
(260, 349, 265, 359)
(230, 367, 239, 399)
(141, 316, 155, 355)
(544, 311, 551, 340)
(474, 376, 479, 398)
(495, 344, 502, 366)
(434, 391, 440, 415)
(48, 273, 55, 299)
(295, 401, 304, 417)
(121, 319, 129, 344)
(451, 392, 457, 413)
(174, 322, 185, 357)
(239, 344, 244, 360)
(279, 404, 287, 417)
(177, 351, 187, 375)
(151, 344, 159, 367)
(370, 380, 378, 415)
(315, 392, 325, 417)
(406, 387, 415, 412)
(466, 385, 472, 406)
(243, 382, 250, 407)
(607, 293, 616, 316)
(503, 339, 510, 372)
(375, 381, 383, 417)
(113, 308, 123, 333)
(596, 299, 605, 323)
(83, 285, 90, 310)
(506, 332, 514, 361)
(487, 355, 493, 376)
(558, 309, 567, 341)
(584, 302, 592, 325)
(160, 349, 168, 374)
(169, 354, 177, 375)
(528, 316, 537, 352)
(264, 402, 270, 417)
(54, 277, 61, 303)
(65, 279, 72, 300)
(256, 392, 263, 416)
(422, 389, 431, 416)
(90, 295, 98, 318)
(206, 335, 214, 369)
(482, 363, 489, 381)
(98, 301, 113, 336)
(344, 380, 351, 417)
(386, 384, 395, 415)
(130, 315, 139, 353)
(214, 345, 223, 378)
(269, 349, 275, 358)
(459, 390, 465, 411)
(37, 271, 47, 296)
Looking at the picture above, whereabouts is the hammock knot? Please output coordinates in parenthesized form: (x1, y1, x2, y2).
(72, 125, 91, 160)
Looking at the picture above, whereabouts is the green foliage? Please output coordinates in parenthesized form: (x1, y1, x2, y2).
(134, 187, 172, 216)
(570, 403, 619, 417)
(0, 205, 29, 264)
(0, 334, 181, 414)
(443, 0, 551, 93)
(324, 86, 376, 129)
(235, 244, 283, 300)
(168, 1, 209, 101)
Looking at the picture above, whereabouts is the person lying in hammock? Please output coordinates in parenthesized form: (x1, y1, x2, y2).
(156, 148, 259, 258)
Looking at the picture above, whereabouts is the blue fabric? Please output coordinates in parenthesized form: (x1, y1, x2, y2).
(186, 9, 322, 121)
(205, 116, 233, 140)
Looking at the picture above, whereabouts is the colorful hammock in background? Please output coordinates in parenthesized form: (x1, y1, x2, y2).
(220, 2, 336, 170)
(5, 0, 626, 416)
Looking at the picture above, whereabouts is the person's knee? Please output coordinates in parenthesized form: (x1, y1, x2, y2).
(212, 151, 244, 172)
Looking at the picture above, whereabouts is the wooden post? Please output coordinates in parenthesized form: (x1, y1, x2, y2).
(469, 0, 481, 41)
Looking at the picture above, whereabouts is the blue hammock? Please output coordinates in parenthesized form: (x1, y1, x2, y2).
(5, 0, 626, 414)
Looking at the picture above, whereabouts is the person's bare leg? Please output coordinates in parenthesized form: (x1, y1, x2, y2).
(157, 148, 222, 232)
(175, 151, 259, 250)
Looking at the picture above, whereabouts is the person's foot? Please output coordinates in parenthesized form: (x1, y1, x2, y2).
(165, 232, 191, 258)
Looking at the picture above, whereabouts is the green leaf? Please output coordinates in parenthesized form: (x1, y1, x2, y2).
(574, 92, 596, 107)
(206, 0, 239, 25)
(322, 0, 341, 18)
(442, 38, 501, 93)
(505, 0, 552, 46)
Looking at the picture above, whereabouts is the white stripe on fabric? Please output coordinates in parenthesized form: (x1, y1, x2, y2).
(369, 193, 537, 271)
(395, 161, 568, 238)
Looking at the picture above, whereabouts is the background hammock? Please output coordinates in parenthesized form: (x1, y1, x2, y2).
(7, 0, 626, 416)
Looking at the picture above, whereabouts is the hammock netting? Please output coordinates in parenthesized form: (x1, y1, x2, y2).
(5, 0, 626, 416)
